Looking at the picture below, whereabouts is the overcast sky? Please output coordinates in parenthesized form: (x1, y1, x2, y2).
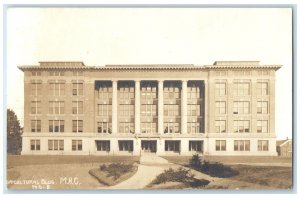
(6, 8, 292, 139)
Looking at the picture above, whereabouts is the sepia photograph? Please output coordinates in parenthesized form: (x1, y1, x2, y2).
(5, 6, 293, 191)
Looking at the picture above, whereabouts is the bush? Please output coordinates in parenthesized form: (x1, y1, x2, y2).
(189, 154, 239, 178)
(189, 154, 202, 169)
(150, 167, 210, 188)
(99, 163, 134, 180)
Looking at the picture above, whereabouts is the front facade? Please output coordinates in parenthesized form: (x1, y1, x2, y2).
(18, 61, 281, 156)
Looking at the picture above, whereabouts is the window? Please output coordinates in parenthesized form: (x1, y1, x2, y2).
(257, 82, 268, 95)
(164, 104, 180, 116)
(141, 104, 157, 116)
(233, 81, 250, 96)
(141, 83, 157, 100)
(216, 140, 226, 151)
(257, 101, 268, 114)
(31, 120, 41, 133)
(163, 85, 181, 100)
(98, 104, 112, 116)
(119, 104, 134, 117)
(72, 140, 82, 151)
(72, 120, 83, 133)
(72, 83, 83, 96)
(119, 86, 135, 100)
(215, 101, 226, 114)
(31, 82, 42, 96)
(215, 82, 226, 96)
(258, 140, 269, 151)
(118, 140, 133, 152)
(48, 140, 64, 151)
(189, 141, 203, 152)
(49, 82, 65, 96)
(49, 101, 65, 114)
(164, 122, 180, 133)
(233, 120, 250, 133)
(215, 120, 226, 133)
(233, 101, 250, 114)
(49, 71, 64, 76)
(49, 120, 64, 133)
(187, 84, 201, 99)
(234, 140, 250, 151)
(97, 122, 112, 133)
(119, 122, 134, 133)
(141, 122, 157, 133)
(187, 122, 201, 133)
(257, 120, 268, 133)
(31, 71, 41, 76)
(30, 140, 40, 151)
(96, 141, 110, 151)
(165, 141, 180, 152)
(31, 101, 41, 114)
(72, 101, 83, 114)
(98, 86, 112, 99)
(187, 104, 200, 116)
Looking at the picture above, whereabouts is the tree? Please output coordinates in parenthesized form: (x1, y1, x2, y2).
(7, 109, 22, 154)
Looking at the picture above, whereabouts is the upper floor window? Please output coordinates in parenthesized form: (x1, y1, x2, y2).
(141, 86, 157, 100)
(98, 104, 112, 116)
(49, 120, 64, 133)
(141, 122, 157, 134)
(31, 120, 41, 133)
(31, 82, 42, 96)
(234, 120, 250, 133)
(49, 71, 64, 76)
(119, 122, 134, 133)
(187, 122, 201, 134)
(257, 101, 268, 114)
(215, 101, 226, 114)
(119, 86, 134, 100)
(98, 86, 112, 99)
(50, 82, 65, 96)
(233, 101, 250, 114)
(141, 104, 157, 117)
(72, 83, 83, 96)
(31, 71, 41, 76)
(49, 101, 65, 114)
(257, 120, 268, 133)
(164, 122, 180, 134)
(119, 104, 134, 117)
(72, 120, 83, 133)
(164, 86, 180, 100)
(187, 104, 200, 116)
(31, 101, 41, 114)
(233, 81, 250, 96)
(97, 122, 112, 133)
(164, 104, 180, 116)
(257, 81, 269, 96)
(72, 101, 83, 114)
(215, 81, 226, 96)
(215, 120, 226, 133)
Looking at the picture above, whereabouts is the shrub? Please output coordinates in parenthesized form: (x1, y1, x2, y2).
(101, 163, 134, 180)
(188, 154, 239, 178)
(152, 167, 193, 184)
(189, 154, 202, 170)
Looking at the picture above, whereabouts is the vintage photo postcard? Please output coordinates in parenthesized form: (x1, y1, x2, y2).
(5, 6, 293, 191)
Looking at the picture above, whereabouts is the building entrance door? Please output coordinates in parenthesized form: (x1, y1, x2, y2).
(141, 140, 157, 153)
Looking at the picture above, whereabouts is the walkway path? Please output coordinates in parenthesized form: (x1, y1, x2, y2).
(108, 155, 172, 189)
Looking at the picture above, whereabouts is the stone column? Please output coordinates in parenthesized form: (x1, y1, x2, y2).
(158, 80, 164, 134)
(112, 80, 118, 134)
(135, 80, 141, 134)
(181, 80, 187, 134)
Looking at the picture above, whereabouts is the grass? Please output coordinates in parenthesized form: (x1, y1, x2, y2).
(230, 165, 293, 189)
(163, 156, 292, 166)
(7, 154, 140, 167)
(89, 163, 138, 186)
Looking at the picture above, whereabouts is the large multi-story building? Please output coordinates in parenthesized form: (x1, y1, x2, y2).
(18, 61, 281, 156)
